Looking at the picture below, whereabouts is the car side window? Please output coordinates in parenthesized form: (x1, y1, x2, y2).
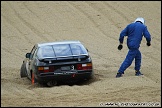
(32, 48, 38, 59)
(30, 46, 37, 59)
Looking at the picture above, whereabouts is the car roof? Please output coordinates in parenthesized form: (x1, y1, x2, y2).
(37, 40, 81, 47)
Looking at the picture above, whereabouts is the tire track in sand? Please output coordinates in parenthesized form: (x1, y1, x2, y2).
(7, 2, 49, 42)
(1, 14, 33, 45)
(68, 1, 117, 41)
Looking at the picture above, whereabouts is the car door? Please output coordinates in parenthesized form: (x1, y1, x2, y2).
(27, 45, 37, 79)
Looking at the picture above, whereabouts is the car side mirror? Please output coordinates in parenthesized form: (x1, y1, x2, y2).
(26, 53, 31, 58)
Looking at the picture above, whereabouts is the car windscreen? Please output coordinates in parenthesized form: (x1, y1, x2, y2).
(37, 43, 88, 58)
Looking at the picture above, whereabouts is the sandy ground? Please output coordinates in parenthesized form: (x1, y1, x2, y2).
(1, 1, 161, 107)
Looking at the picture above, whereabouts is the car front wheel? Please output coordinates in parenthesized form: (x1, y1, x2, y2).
(20, 63, 27, 78)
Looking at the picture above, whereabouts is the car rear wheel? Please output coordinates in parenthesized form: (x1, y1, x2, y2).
(46, 81, 57, 87)
(20, 63, 27, 78)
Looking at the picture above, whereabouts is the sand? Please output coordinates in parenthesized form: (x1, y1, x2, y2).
(1, 1, 161, 107)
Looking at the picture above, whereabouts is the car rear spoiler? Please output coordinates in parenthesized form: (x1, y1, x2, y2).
(38, 54, 89, 62)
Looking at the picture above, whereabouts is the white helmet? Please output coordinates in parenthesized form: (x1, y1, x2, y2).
(134, 17, 145, 24)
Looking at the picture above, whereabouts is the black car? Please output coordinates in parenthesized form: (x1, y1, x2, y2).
(20, 40, 94, 86)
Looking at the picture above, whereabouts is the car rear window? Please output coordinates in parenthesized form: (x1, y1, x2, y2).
(53, 44, 72, 56)
(70, 43, 87, 55)
(37, 43, 88, 58)
(37, 46, 55, 58)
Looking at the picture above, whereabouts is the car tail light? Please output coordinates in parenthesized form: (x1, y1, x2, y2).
(38, 66, 55, 73)
(77, 63, 92, 70)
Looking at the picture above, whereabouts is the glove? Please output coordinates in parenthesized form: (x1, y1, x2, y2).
(118, 45, 123, 50)
(146, 42, 151, 46)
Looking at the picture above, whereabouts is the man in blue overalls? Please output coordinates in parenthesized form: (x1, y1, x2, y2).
(116, 17, 151, 78)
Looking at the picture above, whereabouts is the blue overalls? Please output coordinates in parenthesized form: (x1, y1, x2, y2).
(118, 22, 151, 74)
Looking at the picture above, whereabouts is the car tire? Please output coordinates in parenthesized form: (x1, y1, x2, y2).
(20, 63, 27, 78)
(46, 81, 57, 87)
